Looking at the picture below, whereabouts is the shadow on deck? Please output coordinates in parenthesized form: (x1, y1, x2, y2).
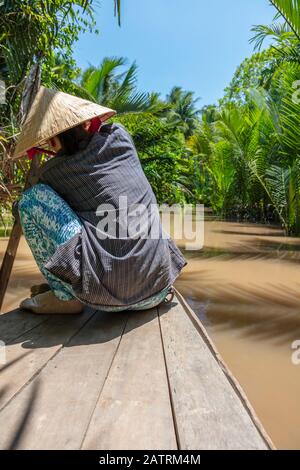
(0, 293, 274, 450)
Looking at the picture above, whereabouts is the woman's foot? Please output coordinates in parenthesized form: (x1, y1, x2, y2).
(20, 290, 84, 314)
(30, 283, 51, 297)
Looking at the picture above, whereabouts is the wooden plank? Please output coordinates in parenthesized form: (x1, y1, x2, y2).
(0, 308, 49, 344)
(82, 308, 177, 450)
(0, 154, 40, 311)
(158, 293, 274, 450)
(0, 310, 128, 450)
(0, 62, 41, 311)
(0, 308, 95, 411)
(174, 289, 275, 450)
(0, 221, 23, 310)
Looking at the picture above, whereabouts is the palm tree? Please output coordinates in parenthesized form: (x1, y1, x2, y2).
(166, 86, 201, 138)
(79, 56, 168, 114)
(270, 0, 300, 40)
(0, 1, 98, 87)
(250, 16, 300, 65)
(0, 1, 119, 211)
(194, 71, 300, 233)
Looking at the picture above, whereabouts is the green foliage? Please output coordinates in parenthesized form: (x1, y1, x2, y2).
(165, 86, 201, 138)
(186, 1, 300, 234)
(0, 1, 97, 91)
(220, 48, 280, 105)
(194, 56, 300, 233)
(270, 0, 300, 40)
(111, 113, 197, 204)
(0, 0, 100, 149)
(0, 1, 116, 217)
(79, 57, 168, 114)
(2, 0, 300, 240)
(0, 0, 205, 215)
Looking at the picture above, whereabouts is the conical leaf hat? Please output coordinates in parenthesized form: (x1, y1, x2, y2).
(13, 86, 116, 158)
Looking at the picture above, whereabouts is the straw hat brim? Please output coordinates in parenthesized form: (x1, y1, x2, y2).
(13, 86, 116, 159)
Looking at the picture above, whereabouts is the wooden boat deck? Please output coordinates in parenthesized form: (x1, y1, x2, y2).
(0, 290, 274, 450)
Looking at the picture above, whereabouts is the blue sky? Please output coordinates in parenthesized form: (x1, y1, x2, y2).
(73, 0, 276, 106)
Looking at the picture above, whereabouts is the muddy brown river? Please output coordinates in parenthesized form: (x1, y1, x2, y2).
(1, 221, 300, 449)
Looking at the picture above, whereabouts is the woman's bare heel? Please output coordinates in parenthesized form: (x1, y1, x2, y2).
(30, 283, 51, 297)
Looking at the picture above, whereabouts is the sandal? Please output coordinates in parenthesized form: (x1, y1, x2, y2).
(164, 286, 175, 304)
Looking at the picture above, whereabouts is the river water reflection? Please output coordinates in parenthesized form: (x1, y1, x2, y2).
(1, 221, 300, 449)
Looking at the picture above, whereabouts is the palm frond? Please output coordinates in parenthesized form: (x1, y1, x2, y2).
(270, 0, 300, 40)
(114, 0, 121, 26)
(250, 22, 294, 50)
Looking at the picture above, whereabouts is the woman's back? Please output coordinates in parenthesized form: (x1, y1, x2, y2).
(38, 123, 186, 307)
(39, 123, 155, 218)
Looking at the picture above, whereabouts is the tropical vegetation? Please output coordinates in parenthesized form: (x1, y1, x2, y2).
(1, 0, 300, 235)
(190, 0, 300, 234)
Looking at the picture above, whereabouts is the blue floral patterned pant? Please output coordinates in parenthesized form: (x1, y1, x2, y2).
(18, 183, 169, 311)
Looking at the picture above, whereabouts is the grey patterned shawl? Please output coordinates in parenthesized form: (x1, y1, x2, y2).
(38, 122, 187, 307)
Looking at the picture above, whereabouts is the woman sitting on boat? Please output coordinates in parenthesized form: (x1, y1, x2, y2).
(14, 86, 187, 314)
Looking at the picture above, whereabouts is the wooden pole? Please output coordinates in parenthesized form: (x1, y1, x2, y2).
(0, 63, 41, 310)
